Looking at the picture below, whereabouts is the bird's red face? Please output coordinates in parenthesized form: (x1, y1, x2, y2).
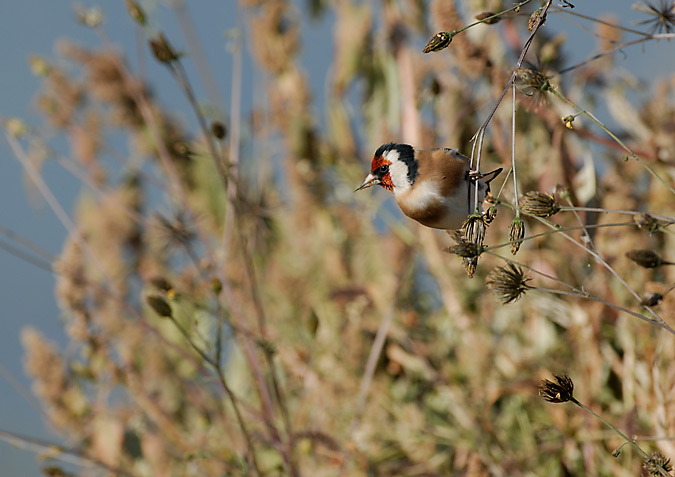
(355, 155, 393, 192)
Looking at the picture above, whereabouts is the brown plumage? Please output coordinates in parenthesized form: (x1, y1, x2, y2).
(356, 143, 502, 230)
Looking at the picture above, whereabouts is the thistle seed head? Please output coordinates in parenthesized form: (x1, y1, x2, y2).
(509, 217, 525, 255)
(626, 249, 666, 268)
(423, 32, 453, 53)
(643, 452, 673, 476)
(486, 263, 531, 304)
(519, 191, 561, 218)
(539, 374, 574, 403)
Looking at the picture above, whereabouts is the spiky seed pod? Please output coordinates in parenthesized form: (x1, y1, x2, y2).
(463, 258, 477, 279)
(475, 11, 500, 24)
(528, 8, 546, 31)
(463, 214, 486, 247)
(509, 217, 525, 255)
(211, 121, 227, 139)
(643, 452, 673, 476)
(640, 293, 663, 307)
(446, 241, 483, 259)
(423, 32, 453, 53)
(146, 295, 173, 318)
(515, 68, 551, 98)
(519, 192, 561, 218)
(149, 33, 180, 64)
(626, 249, 671, 268)
(634, 0, 675, 34)
(486, 263, 531, 304)
(539, 374, 574, 403)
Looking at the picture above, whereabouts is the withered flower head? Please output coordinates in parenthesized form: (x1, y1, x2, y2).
(509, 217, 525, 255)
(211, 121, 227, 140)
(634, 212, 673, 234)
(475, 11, 501, 25)
(626, 249, 672, 268)
(641, 292, 664, 307)
(634, 0, 675, 34)
(539, 374, 574, 403)
(528, 8, 547, 31)
(463, 214, 486, 247)
(125, 0, 146, 25)
(146, 295, 173, 318)
(423, 31, 453, 53)
(643, 452, 673, 476)
(150, 33, 180, 64)
(515, 68, 551, 99)
(484, 205, 498, 225)
(446, 241, 483, 259)
(155, 212, 196, 248)
(519, 191, 561, 218)
(463, 258, 478, 279)
(486, 263, 531, 304)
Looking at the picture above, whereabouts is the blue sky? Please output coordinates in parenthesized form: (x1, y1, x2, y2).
(1, 1, 673, 474)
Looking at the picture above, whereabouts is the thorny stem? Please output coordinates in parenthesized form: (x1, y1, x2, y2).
(548, 87, 675, 195)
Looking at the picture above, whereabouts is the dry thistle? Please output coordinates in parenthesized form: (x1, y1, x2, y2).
(519, 192, 561, 218)
(515, 67, 551, 100)
(446, 241, 483, 259)
(626, 249, 673, 268)
(634, 0, 675, 34)
(486, 263, 531, 304)
(149, 33, 180, 64)
(462, 214, 486, 247)
(154, 212, 196, 248)
(146, 295, 173, 318)
(643, 452, 673, 476)
(475, 11, 501, 25)
(509, 217, 525, 255)
(539, 374, 574, 403)
(528, 8, 546, 31)
(423, 32, 453, 53)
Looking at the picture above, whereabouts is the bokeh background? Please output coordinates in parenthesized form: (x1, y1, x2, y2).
(1, 1, 674, 475)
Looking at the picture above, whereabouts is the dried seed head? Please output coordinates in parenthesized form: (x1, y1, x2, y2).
(539, 374, 574, 403)
(486, 263, 531, 304)
(211, 121, 227, 139)
(74, 5, 104, 28)
(643, 452, 673, 476)
(528, 8, 547, 31)
(125, 0, 146, 25)
(462, 214, 486, 247)
(150, 33, 180, 64)
(463, 258, 477, 279)
(447, 229, 464, 244)
(446, 241, 483, 259)
(519, 191, 561, 218)
(634, 0, 675, 34)
(484, 205, 498, 225)
(626, 249, 668, 268)
(634, 212, 673, 233)
(423, 31, 453, 53)
(641, 292, 664, 307)
(146, 295, 173, 318)
(149, 277, 174, 292)
(515, 68, 551, 97)
(509, 217, 525, 255)
(475, 11, 501, 24)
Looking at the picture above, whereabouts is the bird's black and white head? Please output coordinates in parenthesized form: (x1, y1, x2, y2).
(355, 143, 418, 193)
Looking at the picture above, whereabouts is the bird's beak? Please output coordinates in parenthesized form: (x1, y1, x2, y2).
(355, 173, 380, 192)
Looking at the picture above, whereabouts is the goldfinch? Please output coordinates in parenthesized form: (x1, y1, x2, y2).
(356, 143, 502, 230)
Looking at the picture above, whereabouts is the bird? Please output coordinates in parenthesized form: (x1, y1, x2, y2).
(356, 143, 502, 230)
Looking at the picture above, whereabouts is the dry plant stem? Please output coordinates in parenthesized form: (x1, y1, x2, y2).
(0, 429, 139, 477)
(549, 88, 675, 195)
(486, 251, 669, 328)
(0, 237, 53, 272)
(563, 198, 597, 253)
(511, 84, 520, 213)
(471, 0, 553, 206)
(6, 134, 118, 293)
(560, 207, 675, 223)
(527, 216, 673, 331)
(0, 223, 56, 264)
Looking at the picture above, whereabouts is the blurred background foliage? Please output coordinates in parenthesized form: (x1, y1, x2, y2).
(3, 0, 675, 475)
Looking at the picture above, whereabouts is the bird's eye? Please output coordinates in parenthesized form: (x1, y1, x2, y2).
(378, 165, 389, 174)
